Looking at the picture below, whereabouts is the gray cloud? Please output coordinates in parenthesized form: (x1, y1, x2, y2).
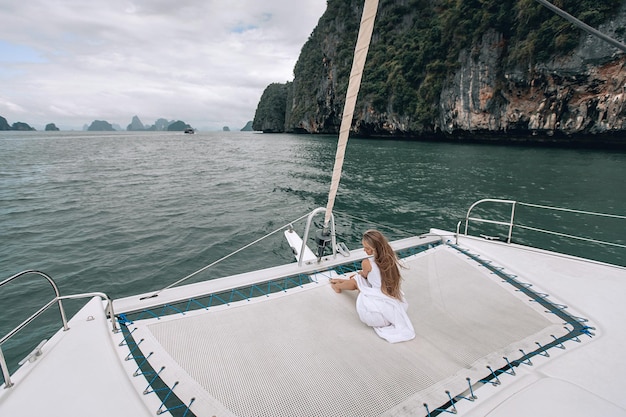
(0, 0, 326, 130)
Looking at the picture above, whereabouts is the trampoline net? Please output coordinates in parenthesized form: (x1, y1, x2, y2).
(142, 245, 569, 417)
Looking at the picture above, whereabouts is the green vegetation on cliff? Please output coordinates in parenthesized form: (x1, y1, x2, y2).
(262, 0, 623, 135)
(167, 120, 193, 131)
(0, 116, 36, 131)
(253, 83, 290, 132)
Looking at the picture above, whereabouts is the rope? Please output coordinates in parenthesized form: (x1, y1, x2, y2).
(534, 0, 626, 52)
(515, 224, 626, 249)
(324, 0, 379, 228)
(519, 201, 626, 220)
(154, 212, 311, 295)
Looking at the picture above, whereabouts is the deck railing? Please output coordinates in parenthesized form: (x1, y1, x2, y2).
(458, 199, 626, 249)
(0, 270, 117, 388)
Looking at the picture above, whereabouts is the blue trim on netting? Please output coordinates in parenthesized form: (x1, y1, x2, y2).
(396, 242, 441, 259)
(418, 242, 596, 417)
(143, 367, 166, 394)
(154, 381, 178, 414)
(122, 241, 442, 323)
(125, 338, 144, 361)
(126, 273, 318, 321)
(118, 327, 137, 346)
(161, 397, 196, 417)
(423, 377, 478, 417)
(136, 366, 160, 382)
(424, 391, 458, 415)
(448, 242, 592, 341)
(133, 352, 154, 376)
(186, 298, 208, 311)
(333, 261, 361, 275)
(117, 313, 133, 325)
(229, 288, 248, 303)
(208, 292, 229, 306)
(135, 309, 160, 321)
(118, 323, 197, 417)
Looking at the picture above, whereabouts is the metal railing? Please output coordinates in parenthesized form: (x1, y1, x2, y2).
(0, 270, 117, 388)
(458, 199, 626, 249)
(299, 207, 338, 266)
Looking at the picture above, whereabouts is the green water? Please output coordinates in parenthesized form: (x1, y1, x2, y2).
(1, 130, 625, 374)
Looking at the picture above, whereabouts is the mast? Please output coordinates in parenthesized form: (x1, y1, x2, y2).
(323, 0, 379, 228)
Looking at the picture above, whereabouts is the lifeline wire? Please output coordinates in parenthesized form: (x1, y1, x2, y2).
(154, 212, 312, 295)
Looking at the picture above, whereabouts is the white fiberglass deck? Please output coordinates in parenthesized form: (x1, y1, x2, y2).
(130, 244, 567, 417)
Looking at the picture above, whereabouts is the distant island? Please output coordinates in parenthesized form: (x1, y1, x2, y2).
(0, 116, 36, 131)
(167, 120, 193, 131)
(87, 120, 116, 131)
(126, 116, 193, 131)
(1, 114, 254, 132)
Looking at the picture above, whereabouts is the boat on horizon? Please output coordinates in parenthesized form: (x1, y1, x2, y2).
(184, 128, 195, 134)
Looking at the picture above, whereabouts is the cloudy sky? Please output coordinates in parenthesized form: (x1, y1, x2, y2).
(0, 0, 327, 131)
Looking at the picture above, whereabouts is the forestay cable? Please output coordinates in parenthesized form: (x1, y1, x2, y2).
(324, 0, 379, 228)
(534, 0, 626, 52)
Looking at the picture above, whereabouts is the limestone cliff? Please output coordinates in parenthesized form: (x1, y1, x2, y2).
(439, 25, 626, 140)
(127, 115, 146, 131)
(255, 0, 626, 144)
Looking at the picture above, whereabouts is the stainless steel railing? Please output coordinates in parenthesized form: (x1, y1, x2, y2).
(0, 270, 117, 388)
(299, 207, 338, 266)
(458, 198, 626, 249)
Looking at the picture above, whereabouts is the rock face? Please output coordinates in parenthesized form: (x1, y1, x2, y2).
(127, 116, 145, 131)
(253, 83, 290, 132)
(152, 118, 170, 131)
(167, 120, 192, 131)
(439, 30, 626, 138)
(11, 122, 35, 131)
(87, 120, 116, 131)
(0, 116, 36, 131)
(45, 123, 60, 131)
(254, 0, 626, 143)
(0, 116, 11, 130)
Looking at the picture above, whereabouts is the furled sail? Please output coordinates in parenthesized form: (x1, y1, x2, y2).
(324, 0, 379, 228)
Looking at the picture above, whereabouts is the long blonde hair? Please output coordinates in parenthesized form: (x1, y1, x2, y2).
(362, 230, 402, 300)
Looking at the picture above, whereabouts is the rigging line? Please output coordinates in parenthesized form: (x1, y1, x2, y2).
(534, 0, 626, 53)
(518, 201, 626, 220)
(153, 212, 312, 295)
(323, 0, 380, 228)
(515, 224, 626, 249)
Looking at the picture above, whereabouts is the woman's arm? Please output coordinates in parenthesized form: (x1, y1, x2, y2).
(360, 258, 372, 278)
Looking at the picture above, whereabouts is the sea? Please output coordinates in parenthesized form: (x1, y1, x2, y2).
(1, 130, 625, 374)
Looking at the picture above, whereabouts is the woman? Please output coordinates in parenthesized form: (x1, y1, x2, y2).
(330, 230, 415, 343)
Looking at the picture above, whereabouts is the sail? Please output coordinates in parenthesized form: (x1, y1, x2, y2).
(324, 0, 379, 227)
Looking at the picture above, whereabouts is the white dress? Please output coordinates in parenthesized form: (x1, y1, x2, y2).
(354, 258, 415, 343)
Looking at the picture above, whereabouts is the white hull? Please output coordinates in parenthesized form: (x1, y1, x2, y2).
(2, 224, 624, 417)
